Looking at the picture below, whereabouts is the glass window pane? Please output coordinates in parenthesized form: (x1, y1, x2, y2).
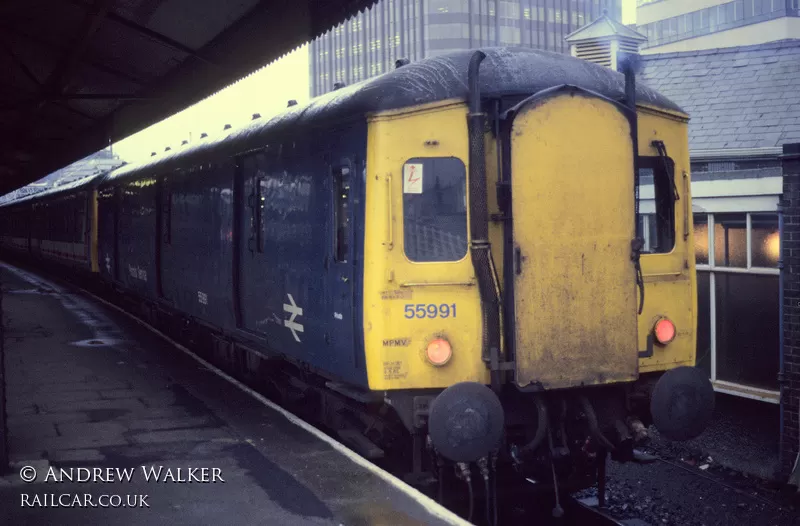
(694, 213, 709, 264)
(751, 213, 779, 268)
(696, 270, 711, 379)
(638, 156, 676, 254)
(333, 166, 351, 262)
(403, 157, 468, 262)
(713, 213, 747, 267)
(715, 273, 779, 390)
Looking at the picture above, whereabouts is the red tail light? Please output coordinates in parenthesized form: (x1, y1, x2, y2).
(653, 317, 676, 345)
(426, 338, 452, 366)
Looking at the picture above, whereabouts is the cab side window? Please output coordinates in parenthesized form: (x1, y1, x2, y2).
(402, 157, 468, 262)
(638, 156, 676, 254)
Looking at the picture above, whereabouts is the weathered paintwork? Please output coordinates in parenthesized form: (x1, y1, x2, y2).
(160, 161, 237, 330)
(234, 122, 368, 386)
(363, 100, 486, 390)
(636, 105, 697, 372)
(508, 92, 639, 390)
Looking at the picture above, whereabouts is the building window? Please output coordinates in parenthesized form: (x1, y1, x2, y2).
(694, 212, 780, 399)
(402, 157, 468, 262)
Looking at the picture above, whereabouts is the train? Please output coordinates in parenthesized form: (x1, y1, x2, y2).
(0, 47, 714, 520)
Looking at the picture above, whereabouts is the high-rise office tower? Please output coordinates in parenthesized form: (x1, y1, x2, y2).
(637, 0, 800, 54)
(309, 0, 623, 97)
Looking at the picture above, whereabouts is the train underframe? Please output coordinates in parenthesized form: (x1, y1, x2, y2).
(93, 268, 666, 499)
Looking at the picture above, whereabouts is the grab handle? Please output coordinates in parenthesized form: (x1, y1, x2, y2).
(682, 170, 690, 241)
(383, 174, 394, 250)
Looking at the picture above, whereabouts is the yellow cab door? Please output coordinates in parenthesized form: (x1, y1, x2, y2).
(506, 87, 639, 390)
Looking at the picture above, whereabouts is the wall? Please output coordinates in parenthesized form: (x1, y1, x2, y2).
(781, 142, 800, 477)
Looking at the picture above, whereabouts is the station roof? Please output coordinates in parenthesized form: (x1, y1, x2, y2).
(0, 0, 378, 195)
(640, 40, 800, 152)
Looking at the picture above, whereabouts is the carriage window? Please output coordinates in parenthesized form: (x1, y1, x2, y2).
(333, 165, 351, 262)
(637, 156, 676, 254)
(402, 157, 468, 262)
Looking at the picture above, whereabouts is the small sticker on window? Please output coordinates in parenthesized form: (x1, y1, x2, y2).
(403, 163, 423, 194)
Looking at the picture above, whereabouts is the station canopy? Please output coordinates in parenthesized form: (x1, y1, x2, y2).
(0, 0, 377, 195)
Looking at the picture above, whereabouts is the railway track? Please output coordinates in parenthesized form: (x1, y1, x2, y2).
(1, 255, 637, 526)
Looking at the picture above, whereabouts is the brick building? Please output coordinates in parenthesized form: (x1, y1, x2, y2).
(781, 143, 800, 477)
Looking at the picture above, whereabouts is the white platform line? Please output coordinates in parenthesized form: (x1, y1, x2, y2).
(0, 260, 471, 526)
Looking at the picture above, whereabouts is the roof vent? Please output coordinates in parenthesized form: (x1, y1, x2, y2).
(395, 57, 410, 68)
(565, 12, 647, 70)
(150, 152, 156, 157)
(181, 139, 188, 146)
(287, 100, 297, 107)
(252, 113, 261, 120)
(333, 82, 346, 90)
(223, 124, 232, 130)
(200, 132, 208, 139)
(164, 146, 171, 152)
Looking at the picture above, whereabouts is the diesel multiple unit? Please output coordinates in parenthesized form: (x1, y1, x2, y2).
(0, 47, 714, 512)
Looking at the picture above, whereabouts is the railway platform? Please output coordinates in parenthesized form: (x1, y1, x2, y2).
(0, 262, 467, 526)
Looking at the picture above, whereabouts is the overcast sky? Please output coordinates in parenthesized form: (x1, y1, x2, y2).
(111, 0, 637, 164)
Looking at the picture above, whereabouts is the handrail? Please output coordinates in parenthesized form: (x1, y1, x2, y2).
(383, 174, 393, 250)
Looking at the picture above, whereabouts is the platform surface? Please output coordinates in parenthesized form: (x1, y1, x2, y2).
(0, 262, 466, 526)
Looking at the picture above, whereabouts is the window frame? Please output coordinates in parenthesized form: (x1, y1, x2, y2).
(332, 160, 352, 264)
(693, 211, 780, 402)
(400, 156, 469, 264)
(638, 155, 677, 255)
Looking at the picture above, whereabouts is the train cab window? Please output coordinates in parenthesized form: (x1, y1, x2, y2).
(402, 157, 468, 262)
(637, 156, 676, 254)
(333, 165, 351, 263)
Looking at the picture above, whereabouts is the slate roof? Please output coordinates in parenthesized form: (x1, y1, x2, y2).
(640, 40, 800, 151)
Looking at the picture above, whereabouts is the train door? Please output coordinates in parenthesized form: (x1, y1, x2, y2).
(327, 160, 356, 364)
(235, 155, 267, 333)
(505, 87, 639, 390)
(96, 185, 119, 282)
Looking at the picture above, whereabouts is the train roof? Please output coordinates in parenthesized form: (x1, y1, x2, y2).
(0, 172, 107, 209)
(106, 47, 684, 184)
(1, 47, 686, 202)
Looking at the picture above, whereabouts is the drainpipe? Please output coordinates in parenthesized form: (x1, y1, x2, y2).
(467, 50, 502, 391)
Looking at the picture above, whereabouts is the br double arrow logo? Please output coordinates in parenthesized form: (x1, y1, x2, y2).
(283, 293, 304, 342)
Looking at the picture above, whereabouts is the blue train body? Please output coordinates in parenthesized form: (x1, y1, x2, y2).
(93, 119, 369, 387)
